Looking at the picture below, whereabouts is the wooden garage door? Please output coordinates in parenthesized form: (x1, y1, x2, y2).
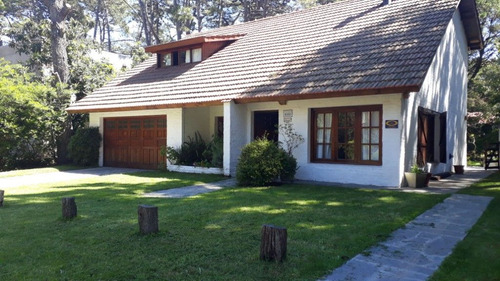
(104, 116, 166, 169)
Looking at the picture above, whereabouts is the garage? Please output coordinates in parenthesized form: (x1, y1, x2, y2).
(103, 115, 166, 169)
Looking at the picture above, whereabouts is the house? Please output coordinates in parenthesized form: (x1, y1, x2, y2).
(67, 0, 483, 187)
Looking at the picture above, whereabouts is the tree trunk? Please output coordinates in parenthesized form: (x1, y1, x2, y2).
(44, 0, 71, 84)
(138, 205, 159, 234)
(260, 224, 287, 262)
(62, 197, 77, 219)
(138, 0, 151, 45)
(0, 190, 4, 207)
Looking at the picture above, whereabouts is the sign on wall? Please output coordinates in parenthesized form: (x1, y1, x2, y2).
(385, 120, 399, 129)
(283, 109, 293, 123)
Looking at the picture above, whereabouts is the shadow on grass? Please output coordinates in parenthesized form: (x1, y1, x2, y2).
(1, 175, 448, 280)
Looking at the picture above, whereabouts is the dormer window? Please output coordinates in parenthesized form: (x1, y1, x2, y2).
(148, 34, 245, 69)
(163, 53, 172, 66)
(192, 48, 202, 62)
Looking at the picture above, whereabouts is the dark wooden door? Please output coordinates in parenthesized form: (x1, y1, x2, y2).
(254, 111, 278, 142)
(104, 116, 166, 169)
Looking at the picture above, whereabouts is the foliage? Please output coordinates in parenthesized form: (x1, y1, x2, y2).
(0, 59, 59, 171)
(409, 164, 424, 174)
(68, 127, 102, 166)
(236, 137, 284, 186)
(278, 122, 305, 155)
(0, 170, 445, 280)
(202, 135, 224, 168)
(163, 133, 223, 168)
(467, 59, 500, 160)
(279, 149, 298, 182)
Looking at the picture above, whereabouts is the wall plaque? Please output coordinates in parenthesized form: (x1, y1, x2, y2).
(385, 120, 399, 128)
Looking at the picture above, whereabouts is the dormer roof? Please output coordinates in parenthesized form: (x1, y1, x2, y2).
(144, 34, 246, 53)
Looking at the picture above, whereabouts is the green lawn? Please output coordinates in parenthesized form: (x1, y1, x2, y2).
(430, 171, 500, 281)
(0, 170, 447, 280)
(0, 165, 85, 178)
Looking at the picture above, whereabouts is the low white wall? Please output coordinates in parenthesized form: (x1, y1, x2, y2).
(167, 165, 223, 175)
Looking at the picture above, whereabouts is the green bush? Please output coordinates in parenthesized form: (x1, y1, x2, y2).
(163, 133, 224, 168)
(68, 127, 102, 166)
(203, 135, 223, 168)
(280, 149, 297, 182)
(236, 138, 284, 186)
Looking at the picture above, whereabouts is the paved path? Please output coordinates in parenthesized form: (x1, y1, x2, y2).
(143, 178, 237, 198)
(322, 194, 493, 281)
(0, 167, 144, 188)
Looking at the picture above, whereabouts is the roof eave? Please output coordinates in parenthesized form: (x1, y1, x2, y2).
(66, 85, 420, 114)
(144, 34, 246, 53)
(458, 0, 484, 50)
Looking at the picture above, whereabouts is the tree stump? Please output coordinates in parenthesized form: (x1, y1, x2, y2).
(0, 190, 4, 207)
(260, 224, 287, 262)
(62, 197, 77, 219)
(138, 205, 158, 234)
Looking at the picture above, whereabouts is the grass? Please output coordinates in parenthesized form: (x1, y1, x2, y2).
(0, 165, 85, 178)
(0, 170, 448, 280)
(430, 171, 500, 281)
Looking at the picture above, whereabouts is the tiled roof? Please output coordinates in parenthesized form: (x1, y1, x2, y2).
(67, 0, 473, 113)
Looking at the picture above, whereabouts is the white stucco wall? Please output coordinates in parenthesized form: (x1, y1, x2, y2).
(401, 10, 468, 178)
(223, 94, 404, 186)
(223, 101, 249, 176)
(88, 108, 182, 167)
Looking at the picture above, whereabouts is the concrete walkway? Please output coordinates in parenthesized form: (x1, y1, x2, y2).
(0, 167, 144, 188)
(322, 194, 493, 281)
(143, 178, 237, 198)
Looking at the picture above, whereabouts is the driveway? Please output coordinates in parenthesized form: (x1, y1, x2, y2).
(0, 167, 144, 188)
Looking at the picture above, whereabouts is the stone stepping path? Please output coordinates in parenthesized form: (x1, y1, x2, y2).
(322, 194, 493, 281)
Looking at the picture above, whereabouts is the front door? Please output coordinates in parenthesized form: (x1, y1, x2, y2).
(253, 111, 278, 142)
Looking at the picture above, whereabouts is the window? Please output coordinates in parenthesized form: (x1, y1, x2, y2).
(163, 53, 172, 66)
(311, 105, 382, 165)
(184, 50, 191, 63)
(192, 48, 202, 62)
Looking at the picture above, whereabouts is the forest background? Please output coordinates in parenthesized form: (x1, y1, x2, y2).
(0, 0, 498, 171)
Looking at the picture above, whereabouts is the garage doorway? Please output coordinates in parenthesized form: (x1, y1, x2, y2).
(103, 115, 166, 169)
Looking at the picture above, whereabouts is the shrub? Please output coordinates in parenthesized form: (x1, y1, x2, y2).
(236, 138, 283, 186)
(203, 135, 223, 168)
(68, 127, 102, 166)
(280, 150, 297, 182)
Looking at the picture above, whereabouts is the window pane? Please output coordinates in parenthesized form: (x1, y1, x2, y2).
(192, 48, 202, 62)
(179, 51, 187, 64)
(371, 129, 379, 143)
(163, 53, 172, 66)
(362, 145, 370, 160)
(325, 129, 331, 142)
(338, 128, 346, 143)
(325, 113, 332, 127)
(362, 112, 370, 127)
(317, 114, 324, 127)
(338, 145, 354, 160)
(346, 112, 355, 126)
(317, 145, 323, 159)
(371, 145, 379, 161)
(362, 128, 370, 143)
(185, 50, 191, 63)
(347, 128, 354, 142)
(317, 129, 324, 142)
(325, 145, 332, 159)
(371, 111, 380, 126)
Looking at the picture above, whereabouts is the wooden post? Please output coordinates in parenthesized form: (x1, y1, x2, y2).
(138, 205, 158, 234)
(260, 224, 287, 262)
(0, 190, 4, 207)
(62, 197, 77, 219)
